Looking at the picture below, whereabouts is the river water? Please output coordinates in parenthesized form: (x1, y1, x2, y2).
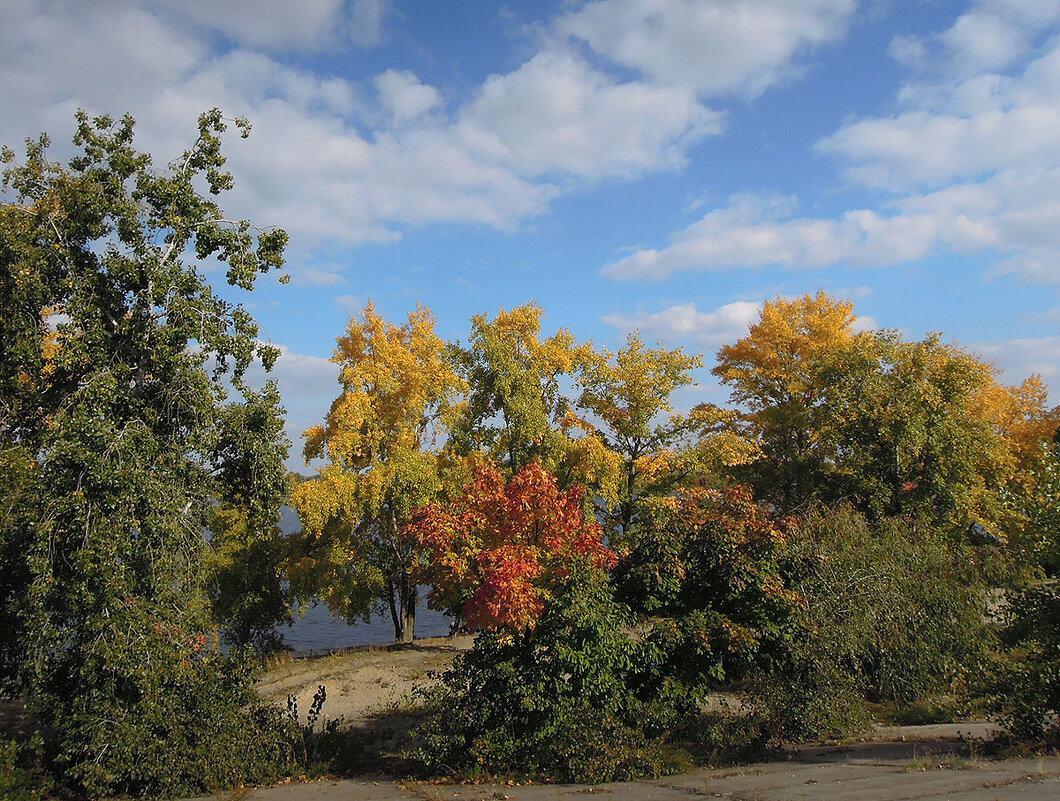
(277, 507, 454, 653)
(283, 595, 453, 653)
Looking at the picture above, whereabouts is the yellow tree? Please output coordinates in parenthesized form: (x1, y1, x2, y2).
(575, 332, 758, 541)
(715, 290, 1056, 535)
(974, 374, 1060, 558)
(713, 291, 857, 509)
(289, 302, 463, 642)
(448, 302, 616, 493)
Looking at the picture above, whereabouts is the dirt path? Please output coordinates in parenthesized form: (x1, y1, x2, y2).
(192, 726, 1060, 801)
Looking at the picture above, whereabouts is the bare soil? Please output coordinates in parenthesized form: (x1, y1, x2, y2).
(255, 635, 474, 730)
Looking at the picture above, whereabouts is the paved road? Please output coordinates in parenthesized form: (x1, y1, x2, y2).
(193, 726, 1060, 801)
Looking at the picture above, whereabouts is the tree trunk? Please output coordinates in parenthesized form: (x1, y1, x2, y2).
(388, 571, 417, 643)
(398, 572, 416, 643)
(386, 575, 402, 641)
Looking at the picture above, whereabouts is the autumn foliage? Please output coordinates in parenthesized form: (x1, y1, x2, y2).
(407, 462, 616, 631)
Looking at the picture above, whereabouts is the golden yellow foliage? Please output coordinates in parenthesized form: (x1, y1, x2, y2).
(290, 301, 464, 641)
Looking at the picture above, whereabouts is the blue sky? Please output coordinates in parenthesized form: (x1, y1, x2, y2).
(4, 0, 1060, 469)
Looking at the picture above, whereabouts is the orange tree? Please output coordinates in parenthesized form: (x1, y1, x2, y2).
(409, 465, 690, 782)
(713, 291, 856, 510)
(407, 461, 615, 630)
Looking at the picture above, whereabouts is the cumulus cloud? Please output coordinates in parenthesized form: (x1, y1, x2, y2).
(289, 268, 348, 287)
(819, 2, 1060, 195)
(603, 300, 763, 347)
(605, 1, 1060, 285)
(557, 0, 856, 98)
(458, 51, 720, 180)
(154, 0, 352, 52)
(2, 1, 736, 248)
(334, 294, 366, 309)
(602, 193, 950, 279)
(375, 70, 442, 125)
(241, 344, 340, 467)
(972, 336, 1060, 400)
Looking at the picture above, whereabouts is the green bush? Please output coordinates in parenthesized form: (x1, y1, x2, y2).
(747, 505, 990, 741)
(991, 581, 1060, 745)
(411, 563, 686, 782)
(42, 648, 298, 799)
(0, 736, 53, 801)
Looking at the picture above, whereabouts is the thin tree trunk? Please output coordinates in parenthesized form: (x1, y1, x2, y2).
(386, 575, 402, 642)
(398, 572, 416, 643)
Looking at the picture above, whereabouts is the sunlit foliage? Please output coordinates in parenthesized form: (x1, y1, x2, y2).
(0, 110, 294, 797)
(290, 302, 463, 641)
(408, 461, 616, 630)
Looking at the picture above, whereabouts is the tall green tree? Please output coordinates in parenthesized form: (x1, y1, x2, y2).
(0, 110, 293, 797)
(575, 332, 758, 542)
(205, 383, 293, 653)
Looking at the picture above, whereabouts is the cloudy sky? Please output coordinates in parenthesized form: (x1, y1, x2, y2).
(4, 0, 1060, 469)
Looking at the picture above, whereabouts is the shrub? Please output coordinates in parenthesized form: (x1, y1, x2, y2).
(747, 505, 990, 741)
(991, 581, 1060, 745)
(0, 736, 53, 801)
(42, 644, 298, 799)
(411, 563, 685, 782)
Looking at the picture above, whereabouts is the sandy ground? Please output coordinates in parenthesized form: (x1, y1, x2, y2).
(218, 640, 1060, 801)
(256, 635, 474, 730)
(7, 638, 1055, 800)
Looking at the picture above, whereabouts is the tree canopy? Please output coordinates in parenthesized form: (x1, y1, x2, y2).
(289, 302, 463, 641)
(0, 110, 294, 797)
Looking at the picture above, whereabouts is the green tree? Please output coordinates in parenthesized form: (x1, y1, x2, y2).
(575, 332, 757, 541)
(0, 110, 293, 797)
(714, 292, 1052, 536)
(613, 485, 803, 700)
(820, 331, 1011, 525)
(290, 302, 463, 642)
(747, 505, 990, 741)
(205, 383, 293, 653)
(414, 561, 683, 783)
(449, 302, 611, 487)
(992, 580, 1060, 745)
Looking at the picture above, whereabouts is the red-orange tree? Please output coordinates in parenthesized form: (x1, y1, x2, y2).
(407, 462, 616, 631)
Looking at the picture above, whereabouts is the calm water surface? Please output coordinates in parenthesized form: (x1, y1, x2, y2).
(278, 507, 453, 653)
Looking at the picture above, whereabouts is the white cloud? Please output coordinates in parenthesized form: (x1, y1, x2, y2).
(603, 300, 763, 347)
(290, 268, 348, 287)
(334, 294, 366, 309)
(972, 336, 1060, 401)
(820, 3, 1060, 191)
(458, 50, 721, 180)
(1, 1, 725, 248)
(605, 2, 1060, 285)
(602, 193, 948, 279)
(1021, 306, 1060, 324)
(350, 0, 390, 48)
(557, 0, 856, 98)
(241, 344, 340, 467)
(155, 0, 351, 52)
(375, 70, 442, 125)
